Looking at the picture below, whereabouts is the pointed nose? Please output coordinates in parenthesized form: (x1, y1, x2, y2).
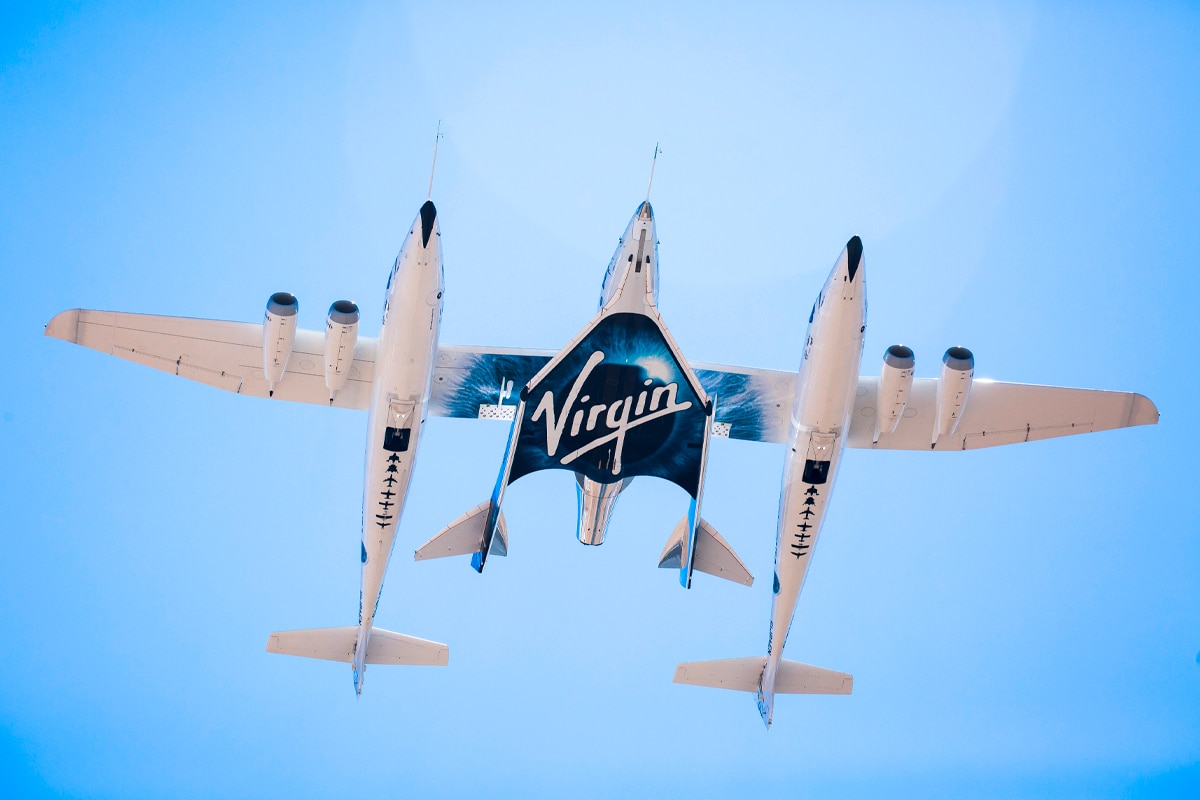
(846, 236, 863, 281)
(637, 201, 654, 221)
(419, 200, 437, 248)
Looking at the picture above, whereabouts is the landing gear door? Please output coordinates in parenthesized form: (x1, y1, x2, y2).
(383, 401, 417, 453)
(802, 432, 837, 485)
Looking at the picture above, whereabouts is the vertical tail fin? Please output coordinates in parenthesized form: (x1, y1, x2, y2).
(415, 502, 508, 563)
(657, 516, 753, 586)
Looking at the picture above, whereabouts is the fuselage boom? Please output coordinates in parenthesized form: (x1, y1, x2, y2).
(353, 200, 443, 693)
(575, 201, 659, 545)
(758, 236, 866, 725)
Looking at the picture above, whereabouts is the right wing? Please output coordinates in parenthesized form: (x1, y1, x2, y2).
(847, 377, 1159, 451)
(45, 309, 377, 409)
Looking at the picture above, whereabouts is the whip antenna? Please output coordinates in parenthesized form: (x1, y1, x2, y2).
(645, 142, 661, 202)
(427, 121, 444, 200)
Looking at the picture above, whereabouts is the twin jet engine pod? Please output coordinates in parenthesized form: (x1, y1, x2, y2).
(324, 300, 360, 398)
(262, 292, 299, 395)
(933, 346, 974, 446)
(874, 344, 915, 442)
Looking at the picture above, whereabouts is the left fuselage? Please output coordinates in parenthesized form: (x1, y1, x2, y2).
(355, 201, 443, 693)
(759, 237, 865, 724)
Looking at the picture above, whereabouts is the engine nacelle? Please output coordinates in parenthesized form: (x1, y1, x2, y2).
(262, 292, 298, 395)
(933, 346, 974, 446)
(874, 344, 915, 442)
(324, 300, 360, 400)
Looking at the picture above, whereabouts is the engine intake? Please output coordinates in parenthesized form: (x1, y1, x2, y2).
(263, 292, 298, 395)
(874, 344, 915, 442)
(933, 346, 974, 447)
(324, 300, 360, 401)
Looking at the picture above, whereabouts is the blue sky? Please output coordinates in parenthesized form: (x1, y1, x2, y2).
(2, 2, 1198, 797)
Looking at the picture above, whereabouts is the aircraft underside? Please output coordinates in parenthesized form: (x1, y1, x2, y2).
(45, 183, 1159, 725)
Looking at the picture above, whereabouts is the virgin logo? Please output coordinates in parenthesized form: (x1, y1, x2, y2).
(531, 350, 692, 476)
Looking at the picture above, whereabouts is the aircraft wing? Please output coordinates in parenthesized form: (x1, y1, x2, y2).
(47, 315, 1157, 448)
(429, 345, 552, 419)
(846, 377, 1159, 451)
(432, 349, 1158, 449)
(427, 345, 797, 443)
(44, 309, 377, 409)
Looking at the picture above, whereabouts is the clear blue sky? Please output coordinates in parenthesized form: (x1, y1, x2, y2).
(3, 2, 1198, 797)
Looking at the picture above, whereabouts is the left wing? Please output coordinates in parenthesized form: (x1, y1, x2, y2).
(45, 309, 377, 409)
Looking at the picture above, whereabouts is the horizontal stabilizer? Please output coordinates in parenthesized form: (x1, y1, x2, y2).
(415, 502, 508, 561)
(673, 657, 852, 695)
(265, 626, 448, 666)
(658, 517, 753, 586)
(364, 629, 449, 666)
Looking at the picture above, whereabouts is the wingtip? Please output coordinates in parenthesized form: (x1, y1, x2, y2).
(44, 309, 80, 342)
(1130, 393, 1160, 426)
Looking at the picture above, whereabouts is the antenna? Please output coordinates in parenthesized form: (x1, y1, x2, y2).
(645, 142, 661, 202)
(427, 121, 444, 200)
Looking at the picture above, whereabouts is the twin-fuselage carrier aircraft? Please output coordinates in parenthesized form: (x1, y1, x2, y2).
(47, 192, 1158, 725)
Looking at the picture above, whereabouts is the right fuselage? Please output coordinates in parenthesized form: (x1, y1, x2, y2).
(759, 237, 866, 724)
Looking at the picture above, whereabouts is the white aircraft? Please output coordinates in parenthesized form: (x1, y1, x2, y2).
(47, 200, 452, 695)
(46, 193, 1158, 721)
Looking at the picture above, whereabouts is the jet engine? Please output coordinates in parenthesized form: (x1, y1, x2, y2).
(324, 300, 360, 400)
(263, 292, 298, 395)
(933, 346, 974, 446)
(874, 344, 915, 442)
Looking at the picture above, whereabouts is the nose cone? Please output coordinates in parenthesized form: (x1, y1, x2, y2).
(637, 200, 654, 221)
(846, 236, 863, 281)
(821, 235, 866, 309)
(419, 200, 438, 248)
